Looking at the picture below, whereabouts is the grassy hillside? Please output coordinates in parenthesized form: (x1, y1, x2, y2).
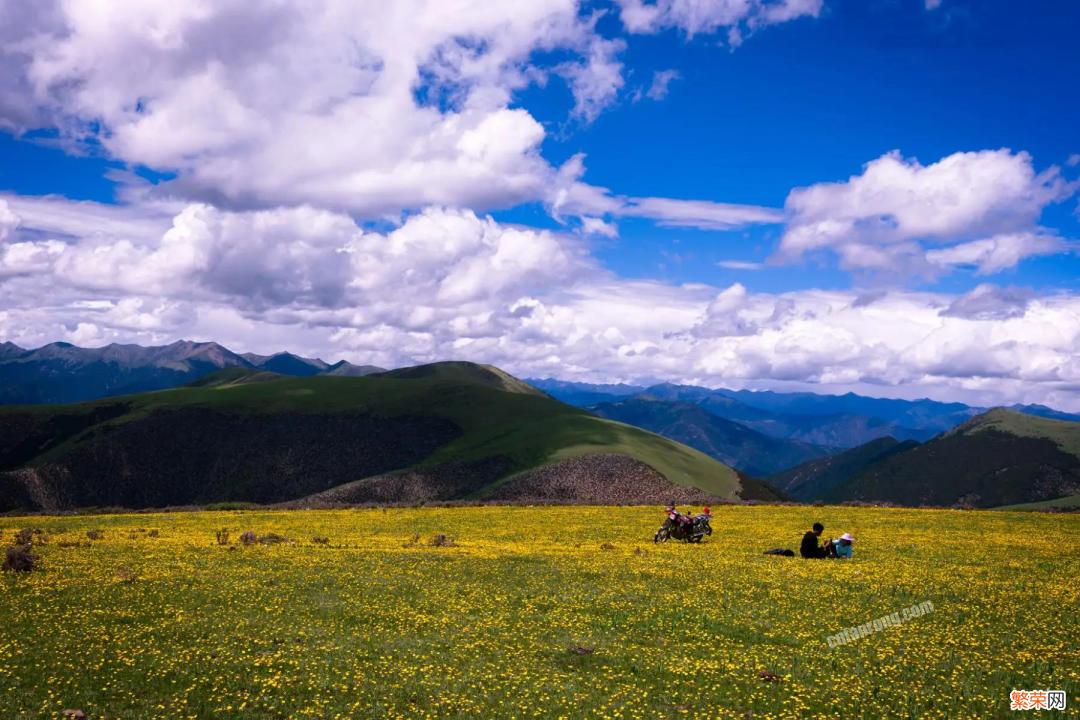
(0, 363, 769, 511)
(588, 395, 833, 476)
(375, 361, 549, 398)
(765, 436, 919, 501)
(944, 407, 1080, 456)
(826, 409, 1080, 508)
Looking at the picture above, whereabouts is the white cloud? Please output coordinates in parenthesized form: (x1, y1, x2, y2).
(616, 0, 822, 38)
(0, 0, 609, 217)
(925, 0, 942, 9)
(0, 0, 824, 231)
(0, 199, 20, 242)
(560, 36, 627, 123)
(717, 260, 764, 270)
(0, 193, 174, 241)
(623, 196, 783, 229)
(4, 194, 1080, 410)
(580, 216, 619, 237)
(926, 232, 1069, 275)
(639, 69, 680, 101)
(940, 284, 1033, 321)
(775, 149, 1074, 276)
(549, 153, 783, 230)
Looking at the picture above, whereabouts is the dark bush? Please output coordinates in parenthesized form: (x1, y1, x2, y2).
(239, 531, 258, 545)
(14, 528, 34, 545)
(205, 502, 260, 511)
(429, 534, 455, 547)
(215, 528, 230, 545)
(3, 545, 37, 572)
(86, 529, 103, 541)
(147, 529, 159, 538)
(312, 536, 329, 545)
(259, 533, 288, 545)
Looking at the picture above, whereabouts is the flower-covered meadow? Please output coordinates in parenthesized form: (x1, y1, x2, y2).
(1, 506, 1077, 719)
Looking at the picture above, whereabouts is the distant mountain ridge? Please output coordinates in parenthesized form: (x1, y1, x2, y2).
(639, 383, 938, 448)
(0, 340, 385, 405)
(588, 395, 834, 476)
(527, 377, 1075, 447)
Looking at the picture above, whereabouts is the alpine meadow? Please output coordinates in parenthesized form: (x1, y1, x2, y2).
(2, 0, 1080, 718)
(2, 507, 1077, 719)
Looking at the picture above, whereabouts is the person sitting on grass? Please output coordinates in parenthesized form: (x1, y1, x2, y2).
(829, 533, 854, 559)
(800, 522, 829, 559)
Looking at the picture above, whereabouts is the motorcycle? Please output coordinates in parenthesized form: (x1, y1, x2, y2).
(654, 509, 712, 543)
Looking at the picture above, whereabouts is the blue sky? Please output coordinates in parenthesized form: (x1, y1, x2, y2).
(502, 0, 1080, 292)
(1, 0, 1079, 409)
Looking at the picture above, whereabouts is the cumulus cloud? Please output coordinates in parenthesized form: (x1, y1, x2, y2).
(2, 200, 593, 324)
(775, 149, 1074, 277)
(0, 199, 20, 242)
(691, 283, 761, 337)
(0, 0, 821, 229)
(4, 194, 1080, 410)
(0, 1, 612, 217)
(940, 284, 1033, 321)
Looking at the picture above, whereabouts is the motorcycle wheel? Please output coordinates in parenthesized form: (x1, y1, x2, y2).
(654, 528, 669, 543)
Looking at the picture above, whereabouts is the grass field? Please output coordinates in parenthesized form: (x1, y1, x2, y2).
(1, 506, 1077, 719)
(998, 494, 1080, 511)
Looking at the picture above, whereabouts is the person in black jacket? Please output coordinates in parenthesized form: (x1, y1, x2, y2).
(800, 522, 828, 558)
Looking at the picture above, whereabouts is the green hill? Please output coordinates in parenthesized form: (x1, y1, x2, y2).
(764, 436, 919, 501)
(0, 363, 775, 511)
(374, 361, 549, 398)
(588, 395, 834, 476)
(824, 409, 1080, 508)
(182, 367, 286, 388)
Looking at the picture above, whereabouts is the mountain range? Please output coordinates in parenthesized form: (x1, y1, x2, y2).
(527, 377, 1080, 447)
(2, 341, 1079, 511)
(767, 410, 1080, 508)
(0, 361, 780, 512)
(587, 395, 835, 476)
(0, 340, 384, 405)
